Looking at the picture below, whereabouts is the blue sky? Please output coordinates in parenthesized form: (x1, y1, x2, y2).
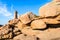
(0, 0, 51, 25)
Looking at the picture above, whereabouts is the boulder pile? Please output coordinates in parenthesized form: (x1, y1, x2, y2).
(0, 10, 60, 40)
(0, 0, 60, 40)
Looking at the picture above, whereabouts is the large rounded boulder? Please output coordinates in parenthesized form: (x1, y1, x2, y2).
(39, 1, 60, 17)
(31, 20, 46, 29)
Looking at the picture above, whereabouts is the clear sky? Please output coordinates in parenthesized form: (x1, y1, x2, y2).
(0, 0, 52, 25)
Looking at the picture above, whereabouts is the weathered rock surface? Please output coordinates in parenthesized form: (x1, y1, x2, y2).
(0, 24, 13, 39)
(19, 12, 36, 24)
(8, 19, 20, 25)
(39, 1, 60, 17)
(1, 0, 60, 40)
(21, 27, 38, 36)
(13, 34, 37, 40)
(35, 28, 60, 40)
(55, 15, 60, 20)
(42, 18, 60, 24)
(31, 20, 46, 29)
(0, 24, 21, 39)
(15, 21, 27, 30)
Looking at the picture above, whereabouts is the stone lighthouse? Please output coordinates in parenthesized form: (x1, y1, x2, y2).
(14, 11, 18, 19)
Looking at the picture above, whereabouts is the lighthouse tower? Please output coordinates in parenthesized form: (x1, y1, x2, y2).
(14, 11, 18, 19)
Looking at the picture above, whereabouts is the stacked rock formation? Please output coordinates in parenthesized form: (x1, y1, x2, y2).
(0, 0, 60, 40)
(0, 24, 21, 39)
(0, 10, 60, 40)
(19, 12, 36, 24)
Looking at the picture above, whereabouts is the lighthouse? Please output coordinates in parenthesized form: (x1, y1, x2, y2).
(14, 11, 18, 19)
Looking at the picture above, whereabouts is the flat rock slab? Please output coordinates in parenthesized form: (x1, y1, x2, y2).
(13, 34, 37, 40)
(21, 27, 60, 40)
(36, 28, 60, 40)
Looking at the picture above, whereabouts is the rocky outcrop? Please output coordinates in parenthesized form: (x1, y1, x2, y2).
(0, 11, 60, 40)
(15, 21, 27, 30)
(8, 19, 20, 25)
(0, 10, 60, 40)
(19, 12, 36, 24)
(39, 1, 60, 17)
(0, 0, 60, 40)
(0, 24, 21, 39)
